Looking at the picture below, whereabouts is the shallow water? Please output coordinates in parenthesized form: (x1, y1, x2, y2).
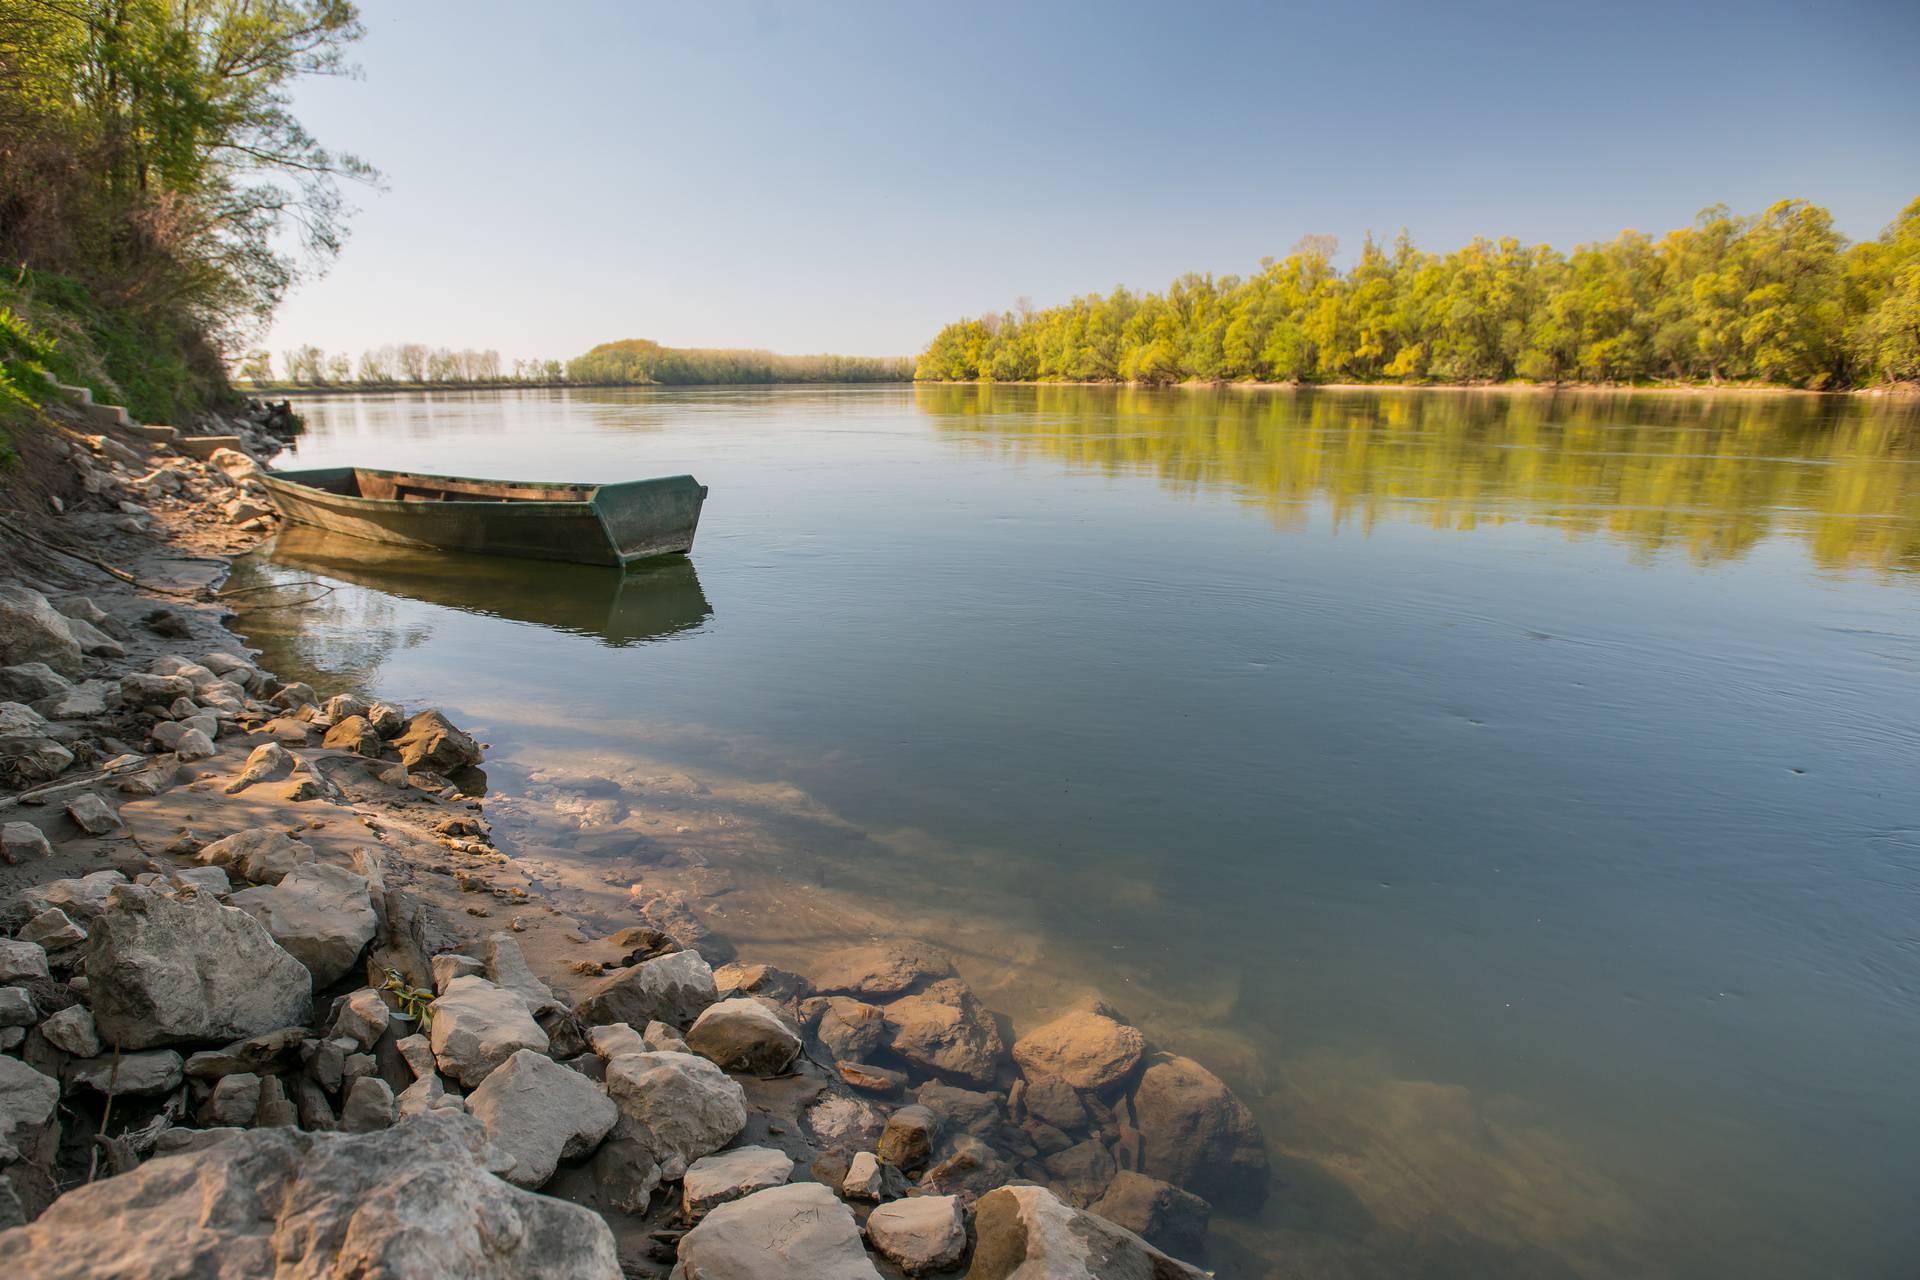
(231, 385, 1920, 1279)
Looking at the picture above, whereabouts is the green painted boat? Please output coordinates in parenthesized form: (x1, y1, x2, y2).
(258, 466, 708, 568)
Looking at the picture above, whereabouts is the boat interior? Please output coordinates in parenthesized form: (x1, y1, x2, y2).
(300, 469, 597, 504)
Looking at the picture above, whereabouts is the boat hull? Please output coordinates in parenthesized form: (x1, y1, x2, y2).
(259, 467, 707, 568)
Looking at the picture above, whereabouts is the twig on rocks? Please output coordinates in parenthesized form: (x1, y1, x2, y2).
(0, 513, 203, 598)
(86, 1047, 123, 1184)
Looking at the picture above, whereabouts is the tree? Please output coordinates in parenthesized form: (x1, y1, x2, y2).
(916, 196, 1920, 389)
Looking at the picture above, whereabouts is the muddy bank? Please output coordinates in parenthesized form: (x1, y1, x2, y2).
(0, 397, 1264, 1277)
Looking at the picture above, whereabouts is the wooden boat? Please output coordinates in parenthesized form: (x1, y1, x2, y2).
(257, 467, 708, 568)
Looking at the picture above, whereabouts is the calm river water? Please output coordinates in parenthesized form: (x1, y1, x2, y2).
(232, 385, 1920, 1280)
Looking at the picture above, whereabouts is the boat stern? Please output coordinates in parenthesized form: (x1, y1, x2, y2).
(591, 475, 709, 566)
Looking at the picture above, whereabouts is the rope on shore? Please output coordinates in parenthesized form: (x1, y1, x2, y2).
(0, 512, 202, 597)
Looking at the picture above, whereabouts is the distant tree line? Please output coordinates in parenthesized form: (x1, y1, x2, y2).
(917, 198, 1920, 390)
(567, 339, 913, 385)
(246, 345, 566, 386)
(247, 339, 916, 387)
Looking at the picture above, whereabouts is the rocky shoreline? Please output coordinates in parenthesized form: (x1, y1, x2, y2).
(0, 397, 1272, 1277)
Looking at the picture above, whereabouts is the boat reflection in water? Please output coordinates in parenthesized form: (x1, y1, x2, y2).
(262, 523, 713, 648)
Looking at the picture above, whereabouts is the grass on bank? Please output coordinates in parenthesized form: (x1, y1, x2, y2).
(0, 269, 225, 426)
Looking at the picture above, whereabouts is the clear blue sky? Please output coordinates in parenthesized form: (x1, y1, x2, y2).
(263, 0, 1920, 364)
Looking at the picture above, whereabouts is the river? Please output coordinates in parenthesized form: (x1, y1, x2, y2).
(228, 384, 1920, 1279)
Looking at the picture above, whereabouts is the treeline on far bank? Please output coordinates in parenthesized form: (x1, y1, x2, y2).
(247, 338, 915, 389)
(567, 339, 913, 385)
(917, 198, 1920, 390)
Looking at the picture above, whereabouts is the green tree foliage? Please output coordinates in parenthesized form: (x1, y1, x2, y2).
(0, 0, 373, 417)
(568, 338, 913, 385)
(919, 199, 1920, 390)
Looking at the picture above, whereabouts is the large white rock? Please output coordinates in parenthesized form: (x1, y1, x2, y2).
(222, 741, 295, 794)
(465, 1049, 617, 1189)
(0, 939, 47, 983)
(602, 1050, 745, 1176)
(681, 1145, 793, 1219)
(0, 1110, 621, 1279)
(229, 862, 377, 987)
(965, 1183, 1207, 1280)
(66, 1050, 184, 1097)
(0, 585, 84, 676)
(587, 1022, 646, 1061)
(575, 948, 716, 1028)
(194, 826, 315, 885)
(673, 1182, 882, 1280)
(18, 906, 84, 950)
(40, 1005, 101, 1057)
(35, 681, 111, 720)
(341, 1077, 396, 1133)
(18, 870, 125, 924)
(332, 987, 391, 1049)
(86, 884, 312, 1049)
(0, 821, 51, 864)
(685, 998, 803, 1076)
(0, 663, 71, 702)
(430, 976, 549, 1087)
(484, 931, 560, 1017)
(0, 1055, 58, 1161)
(866, 1194, 969, 1274)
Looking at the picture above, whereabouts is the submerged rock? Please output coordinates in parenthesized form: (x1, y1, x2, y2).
(810, 940, 954, 998)
(876, 1103, 941, 1172)
(813, 995, 888, 1062)
(1126, 1053, 1270, 1212)
(1088, 1171, 1211, 1260)
(0, 1111, 622, 1279)
(1012, 1008, 1146, 1093)
(966, 1183, 1207, 1280)
(882, 978, 1008, 1087)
